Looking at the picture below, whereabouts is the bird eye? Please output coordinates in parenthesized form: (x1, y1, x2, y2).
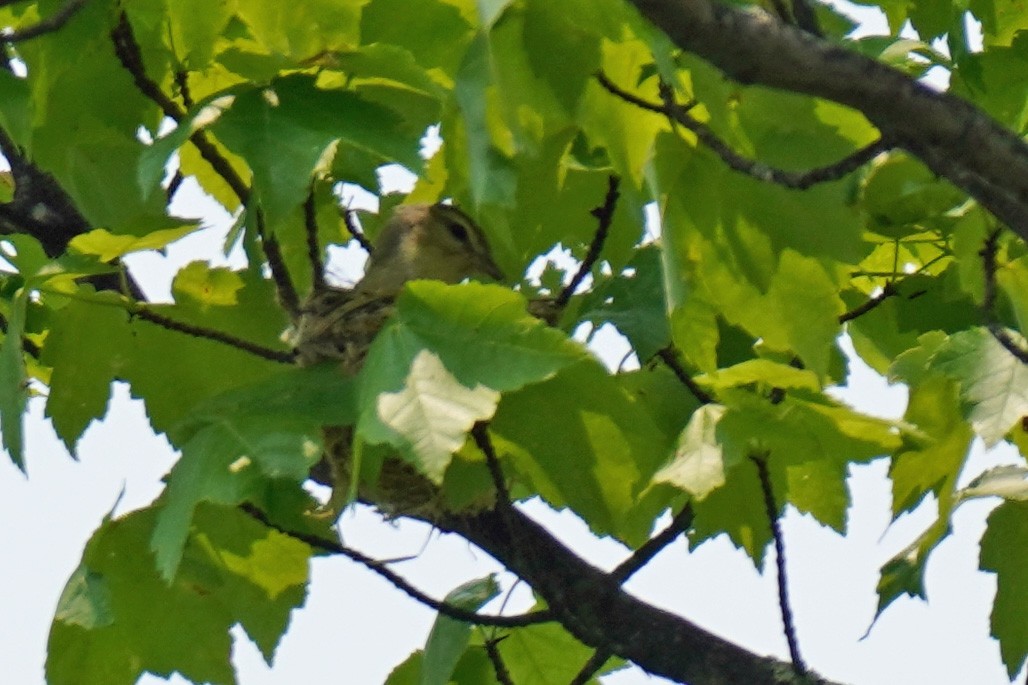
(445, 220, 469, 244)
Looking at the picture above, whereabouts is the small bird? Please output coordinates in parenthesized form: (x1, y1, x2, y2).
(293, 202, 504, 370)
(292, 202, 504, 518)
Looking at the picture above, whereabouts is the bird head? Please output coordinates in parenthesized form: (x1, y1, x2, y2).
(355, 203, 504, 296)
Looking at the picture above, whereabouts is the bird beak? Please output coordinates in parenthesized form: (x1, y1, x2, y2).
(479, 255, 505, 282)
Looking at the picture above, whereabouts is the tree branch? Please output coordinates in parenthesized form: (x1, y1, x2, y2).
(655, 346, 714, 405)
(484, 637, 516, 685)
(342, 206, 374, 254)
(750, 452, 805, 675)
(595, 70, 889, 190)
(555, 175, 621, 308)
(569, 649, 613, 685)
(110, 13, 301, 319)
(610, 504, 693, 583)
(304, 187, 326, 291)
(437, 505, 838, 685)
(131, 306, 296, 365)
(979, 229, 1028, 364)
(838, 282, 897, 324)
(1, 0, 87, 44)
(239, 503, 553, 629)
(626, 0, 1028, 243)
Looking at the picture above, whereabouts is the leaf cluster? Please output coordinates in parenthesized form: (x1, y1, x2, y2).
(0, 0, 1023, 682)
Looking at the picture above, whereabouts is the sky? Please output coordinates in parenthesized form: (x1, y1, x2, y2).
(0, 2, 1025, 685)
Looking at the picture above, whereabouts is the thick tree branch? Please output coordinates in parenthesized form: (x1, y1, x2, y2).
(437, 505, 838, 685)
(627, 0, 1028, 243)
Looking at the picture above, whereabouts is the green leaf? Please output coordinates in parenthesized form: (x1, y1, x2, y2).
(42, 297, 132, 451)
(980, 500, 1028, 678)
(960, 465, 1028, 502)
(862, 153, 965, 238)
(688, 388, 902, 560)
(360, 0, 474, 76)
(356, 282, 588, 471)
(578, 245, 670, 360)
(0, 289, 27, 468)
(421, 576, 500, 685)
(889, 375, 972, 517)
(653, 404, 728, 500)
(491, 360, 672, 543)
(385, 651, 424, 685)
(234, 0, 365, 59)
(121, 265, 289, 433)
(47, 504, 309, 685)
(875, 516, 950, 617)
(53, 567, 113, 631)
(931, 327, 1028, 446)
(69, 226, 203, 261)
(761, 250, 845, 377)
(495, 620, 623, 684)
(213, 74, 424, 230)
(376, 350, 500, 483)
(151, 365, 352, 580)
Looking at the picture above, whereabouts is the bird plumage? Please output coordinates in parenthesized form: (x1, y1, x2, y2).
(291, 202, 503, 518)
(293, 203, 503, 369)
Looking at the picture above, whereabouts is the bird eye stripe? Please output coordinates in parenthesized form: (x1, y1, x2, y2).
(445, 220, 469, 243)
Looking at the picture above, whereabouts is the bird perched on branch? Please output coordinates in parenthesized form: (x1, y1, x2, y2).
(291, 202, 504, 518)
(293, 202, 504, 370)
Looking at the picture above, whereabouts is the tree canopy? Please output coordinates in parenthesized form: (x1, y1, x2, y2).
(1, 0, 1027, 683)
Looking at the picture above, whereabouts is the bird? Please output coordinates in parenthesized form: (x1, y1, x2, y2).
(290, 202, 504, 518)
(293, 202, 504, 370)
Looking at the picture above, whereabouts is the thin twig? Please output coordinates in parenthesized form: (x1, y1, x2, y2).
(611, 505, 693, 583)
(569, 649, 612, 685)
(980, 228, 1003, 312)
(165, 170, 185, 203)
(342, 206, 374, 253)
(239, 503, 553, 628)
(655, 346, 714, 405)
(304, 186, 326, 291)
(472, 422, 512, 508)
(1, 0, 88, 44)
(555, 175, 620, 308)
(750, 453, 806, 675)
(838, 282, 897, 323)
(0, 309, 39, 358)
(111, 15, 185, 123)
(596, 71, 889, 190)
(483, 637, 516, 685)
(988, 324, 1028, 363)
(254, 208, 301, 317)
(980, 229, 1028, 363)
(791, 0, 824, 37)
(174, 69, 194, 109)
(132, 306, 296, 364)
(111, 13, 301, 320)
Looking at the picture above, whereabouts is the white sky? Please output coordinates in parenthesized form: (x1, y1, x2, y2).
(1, 2, 1025, 684)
